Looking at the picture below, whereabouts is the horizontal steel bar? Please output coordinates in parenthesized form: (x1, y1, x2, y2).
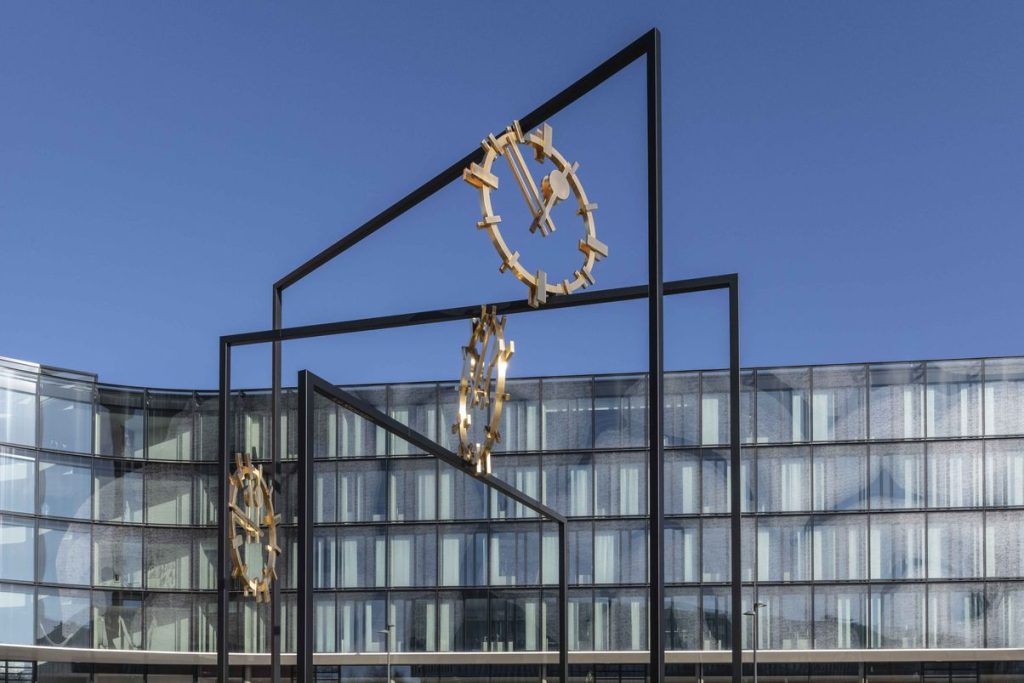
(303, 370, 567, 523)
(273, 30, 657, 294)
(226, 274, 736, 346)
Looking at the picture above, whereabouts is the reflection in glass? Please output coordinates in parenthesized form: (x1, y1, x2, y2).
(314, 461, 337, 523)
(0, 366, 37, 447)
(39, 454, 91, 519)
(339, 527, 386, 589)
(928, 583, 985, 648)
(390, 528, 436, 587)
(0, 449, 34, 514)
(813, 445, 867, 511)
(869, 363, 924, 440)
(39, 377, 92, 453)
(926, 360, 982, 437)
(38, 521, 90, 585)
(93, 592, 143, 650)
(757, 516, 811, 582)
(37, 587, 90, 648)
(927, 512, 983, 579)
(492, 456, 540, 519)
(338, 593, 385, 653)
(870, 513, 925, 580)
(869, 584, 924, 648)
(757, 447, 810, 512)
(339, 388, 387, 457)
(594, 589, 646, 650)
(145, 528, 191, 589)
(441, 525, 487, 587)
(594, 522, 645, 584)
(541, 379, 593, 451)
(665, 589, 700, 650)
(92, 524, 143, 588)
(813, 515, 867, 581)
(701, 448, 754, 513)
(567, 522, 593, 585)
(144, 464, 192, 525)
(701, 371, 754, 445)
(594, 377, 646, 448)
(812, 366, 867, 442)
(494, 380, 540, 453)
(0, 515, 33, 581)
(314, 527, 337, 589)
(542, 453, 592, 517)
(594, 452, 644, 516)
(491, 524, 539, 586)
(986, 439, 1024, 507)
(0, 583, 33, 644)
(392, 592, 438, 652)
(756, 368, 809, 443)
(869, 443, 924, 510)
(702, 519, 730, 582)
(701, 587, 732, 650)
(148, 391, 194, 461)
(756, 586, 811, 649)
(985, 358, 1024, 435)
(145, 593, 191, 651)
(927, 441, 983, 508)
(814, 585, 867, 649)
(987, 582, 1024, 647)
(388, 384, 437, 455)
(665, 520, 699, 583)
(439, 465, 488, 520)
(93, 459, 143, 523)
(489, 591, 540, 651)
(94, 387, 144, 458)
(389, 459, 436, 521)
(339, 460, 386, 522)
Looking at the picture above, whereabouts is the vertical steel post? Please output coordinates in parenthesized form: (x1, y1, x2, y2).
(729, 280, 742, 683)
(559, 521, 569, 683)
(270, 289, 282, 683)
(217, 340, 231, 682)
(646, 27, 665, 683)
(297, 371, 315, 681)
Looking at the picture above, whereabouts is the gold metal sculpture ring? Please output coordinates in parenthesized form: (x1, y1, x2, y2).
(452, 305, 515, 474)
(463, 120, 608, 308)
(227, 450, 280, 603)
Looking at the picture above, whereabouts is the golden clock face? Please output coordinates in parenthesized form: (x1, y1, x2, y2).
(451, 305, 514, 475)
(228, 450, 280, 602)
(463, 120, 608, 308)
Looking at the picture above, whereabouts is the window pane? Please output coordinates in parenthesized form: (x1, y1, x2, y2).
(92, 525, 142, 588)
(812, 366, 867, 441)
(542, 453, 592, 517)
(927, 441, 982, 508)
(489, 591, 540, 652)
(93, 459, 143, 523)
(39, 377, 93, 453)
(195, 465, 218, 526)
(701, 587, 732, 650)
(756, 368, 809, 443)
(314, 393, 338, 458)
(0, 583, 33, 644)
(388, 384, 437, 455)
(987, 582, 1024, 648)
(870, 513, 925, 580)
(985, 358, 1024, 435)
(926, 360, 982, 437)
(813, 444, 867, 511)
(701, 448, 754, 514)
(594, 452, 645, 517)
(813, 514, 867, 581)
(665, 373, 699, 447)
(146, 593, 192, 651)
(38, 521, 90, 585)
(315, 461, 337, 523)
(0, 515, 34, 581)
(145, 528, 191, 589)
(494, 380, 540, 453)
(147, 391, 194, 461)
(665, 450, 699, 515)
(869, 443, 924, 510)
(756, 585, 811, 649)
(0, 365, 37, 447)
(94, 387, 145, 458)
(390, 528, 436, 587)
(594, 589, 646, 651)
(987, 511, 1024, 578)
(439, 465, 488, 520)
(389, 459, 436, 521)
(986, 439, 1024, 506)
(144, 463, 192, 525)
(440, 524, 487, 587)
(927, 512, 983, 579)
(869, 584, 924, 648)
(757, 446, 810, 512)
(314, 527, 337, 589)
(492, 455, 540, 519)
(37, 587, 90, 647)
(568, 522, 593, 584)
(39, 454, 91, 519)
(665, 589, 700, 650)
(93, 591, 142, 650)
(701, 370, 754, 445)
(391, 592, 437, 652)
(702, 519, 730, 583)
(339, 527, 386, 589)
(665, 520, 699, 584)
(928, 583, 985, 648)
(814, 585, 868, 649)
(491, 524, 539, 586)
(869, 362, 925, 440)
(0, 448, 35, 513)
(339, 460, 386, 523)
(338, 593, 386, 652)
(594, 522, 645, 584)
(339, 388, 387, 457)
(240, 391, 271, 460)
(594, 377, 646, 448)
(757, 516, 811, 582)
(541, 379, 593, 451)
(194, 531, 217, 590)
(195, 392, 220, 462)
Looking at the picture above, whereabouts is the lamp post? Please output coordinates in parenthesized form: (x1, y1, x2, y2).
(742, 603, 766, 683)
(378, 625, 395, 683)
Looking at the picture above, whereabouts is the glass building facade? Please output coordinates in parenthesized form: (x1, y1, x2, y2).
(2, 354, 1024, 682)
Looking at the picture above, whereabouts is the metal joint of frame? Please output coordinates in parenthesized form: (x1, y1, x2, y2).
(217, 27, 745, 683)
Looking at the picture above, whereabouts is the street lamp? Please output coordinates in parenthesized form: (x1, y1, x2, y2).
(378, 624, 395, 683)
(743, 602, 766, 683)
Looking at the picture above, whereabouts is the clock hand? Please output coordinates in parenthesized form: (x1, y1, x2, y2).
(502, 140, 558, 236)
(530, 164, 576, 234)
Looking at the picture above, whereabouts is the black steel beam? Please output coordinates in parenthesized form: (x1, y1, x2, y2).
(216, 340, 231, 682)
(233, 275, 735, 348)
(273, 29, 657, 295)
(270, 283, 281, 683)
(297, 372, 316, 681)
(729, 281, 742, 683)
(646, 27, 665, 683)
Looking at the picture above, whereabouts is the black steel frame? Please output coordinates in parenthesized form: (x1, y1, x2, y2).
(217, 27, 744, 683)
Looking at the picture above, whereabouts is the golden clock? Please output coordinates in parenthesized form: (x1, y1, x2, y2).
(463, 120, 608, 308)
(227, 450, 280, 602)
(452, 305, 514, 474)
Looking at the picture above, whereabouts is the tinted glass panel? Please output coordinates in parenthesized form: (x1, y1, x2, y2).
(39, 378, 92, 453)
(756, 368, 809, 443)
(148, 391, 194, 461)
(94, 387, 144, 458)
(0, 515, 33, 581)
(38, 454, 91, 519)
(541, 379, 593, 451)
(812, 366, 867, 441)
(926, 360, 982, 437)
(869, 362, 924, 440)
(0, 366, 37, 447)
(0, 449, 34, 513)
(38, 521, 90, 585)
(37, 587, 90, 647)
(985, 358, 1024, 435)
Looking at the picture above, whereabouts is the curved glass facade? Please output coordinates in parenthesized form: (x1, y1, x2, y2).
(1, 355, 1024, 682)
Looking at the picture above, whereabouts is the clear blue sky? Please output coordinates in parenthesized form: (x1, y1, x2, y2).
(2, 2, 1022, 389)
